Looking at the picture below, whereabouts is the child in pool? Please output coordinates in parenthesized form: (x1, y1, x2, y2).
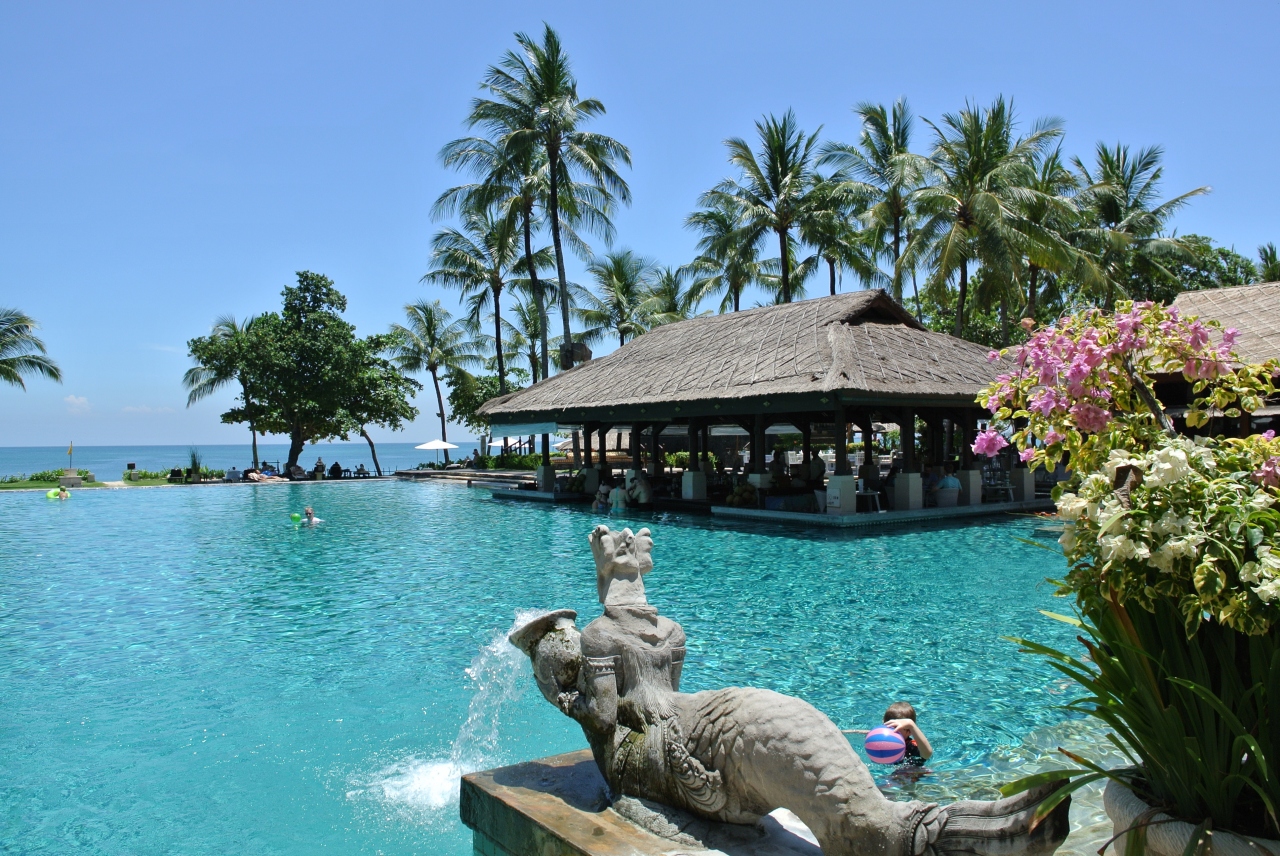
(842, 700, 934, 767)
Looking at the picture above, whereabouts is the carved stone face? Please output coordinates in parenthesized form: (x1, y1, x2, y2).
(589, 525, 655, 605)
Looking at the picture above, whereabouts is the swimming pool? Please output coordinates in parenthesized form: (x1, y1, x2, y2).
(0, 480, 1080, 854)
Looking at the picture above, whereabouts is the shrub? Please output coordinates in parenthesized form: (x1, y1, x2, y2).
(29, 469, 92, 483)
(982, 301, 1280, 836)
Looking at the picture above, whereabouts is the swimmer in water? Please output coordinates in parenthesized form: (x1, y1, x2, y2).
(57, 486, 69, 500)
(303, 506, 322, 526)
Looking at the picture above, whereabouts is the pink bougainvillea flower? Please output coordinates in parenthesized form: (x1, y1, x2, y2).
(1044, 429, 1066, 445)
(972, 429, 1010, 458)
(1070, 401, 1111, 434)
(1254, 457, 1280, 489)
(1264, 430, 1276, 441)
(987, 349, 1001, 363)
(1019, 448, 1036, 462)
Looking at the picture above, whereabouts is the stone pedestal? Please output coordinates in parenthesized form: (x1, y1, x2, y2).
(579, 467, 600, 495)
(682, 470, 707, 501)
(461, 751, 821, 856)
(747, 473, 773, 490)
(536, 465, 556, 493)
(958, 469, 982, 506)
(825, 475, 859, 515)
(893, 472, 923, 511)
(58, 475, 83, 488)
(1011, 468, 1036, 502)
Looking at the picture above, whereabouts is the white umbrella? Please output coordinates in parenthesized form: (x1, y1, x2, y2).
(415, 439, 459, 465)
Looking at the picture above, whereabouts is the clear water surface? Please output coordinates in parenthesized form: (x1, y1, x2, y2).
(0, 480, 1078, 855)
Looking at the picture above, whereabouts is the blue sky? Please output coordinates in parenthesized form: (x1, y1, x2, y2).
(1, 0, 1276, 446)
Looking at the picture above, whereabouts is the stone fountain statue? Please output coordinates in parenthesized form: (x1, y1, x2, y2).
(510, 525, 1071, 856)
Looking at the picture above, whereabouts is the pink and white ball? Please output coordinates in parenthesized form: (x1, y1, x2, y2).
(864, 725, 906, 764)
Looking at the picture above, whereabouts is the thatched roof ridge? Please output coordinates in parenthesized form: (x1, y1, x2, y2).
(1172, 282, 1280, 364)
(480, 290, 1000, 421)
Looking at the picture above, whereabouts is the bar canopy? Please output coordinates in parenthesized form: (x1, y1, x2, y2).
(479, 290, 1005, 432)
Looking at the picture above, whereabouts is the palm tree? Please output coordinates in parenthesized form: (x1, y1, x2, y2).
(388, 301, 481, 464)
(501, 297, 554, 385)
(702, 110, 821, 304)
(1071, 142, 1209, 308)
(684, 198, 770, 312)
(578, 250, 658, 347)
(800, 175, 883, 296)
(1016, 146, 1082, 321)
(421, 207, 551, 396)
(643, 267, 704, 326)
(183, 314, 260, 468)
(471, 24, 631, 369)
(906, 97, 1063, 336)
(0, 308, 61, 390)
(1260, 243, 1280, 282)
(820, 99, 925, 301)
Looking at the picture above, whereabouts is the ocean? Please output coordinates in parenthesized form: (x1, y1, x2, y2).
(0, 441, 490, 480)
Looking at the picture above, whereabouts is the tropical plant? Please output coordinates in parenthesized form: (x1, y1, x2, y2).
(422, 206, 551, 396)
(471, 24, 631, 369)
(1071, 143, 1209, 309)
(501, 297, 555, 384)
(339, 334, 421, 475)
(577, 250, 658, 347)
(1259, 242, 1280, 282)
(978, 302, 1280, 839)
(388, 300, 480, 463)
(0, 308, 61, 390)
(184, 314, 263, 468)
(820, 99, 925, 302)
(906, 97, 1063, 337)
(702, 110, 822, 304)
(684, 197, 772, 312)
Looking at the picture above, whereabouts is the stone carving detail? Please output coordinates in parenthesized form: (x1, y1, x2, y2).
(510, 525, 1070, 856)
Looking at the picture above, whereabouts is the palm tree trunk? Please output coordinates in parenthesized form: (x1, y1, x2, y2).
(733, 286, 741, 312)
(547, 142, 573, 369)
(522, 205, 550, 383)
(492, 283, 507, 396)
(430, 368, 450, 464)
(360, 426, 383, 476)
(892, 215, 903, 301)
(828, 257, 837, 296)
(1027, 265, 1039, 321)
(953, 259, 969, 338)
(778, 227, 791, 303)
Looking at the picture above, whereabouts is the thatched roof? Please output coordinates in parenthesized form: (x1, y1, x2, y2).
(1172, 282, 1280, 364)
(481, 290, 1001, 424)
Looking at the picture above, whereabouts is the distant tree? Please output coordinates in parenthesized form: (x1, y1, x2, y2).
(0, 308, 61, 390)
(184, 314, 263, 468)
(702, 110, 821, 304)
(578, 250, 658, 347)
(644, 266, 705, 327)
(444, 370, 516, 449)
(1071, 142, 1209, 308)
(1259, 243, 1280, 282)
(223, 272, 403, 470)
(684, 197, 771, 312)
(800, 175, 883, 297)
(388, 301, 480, 464)
(339, 335, 421, 476)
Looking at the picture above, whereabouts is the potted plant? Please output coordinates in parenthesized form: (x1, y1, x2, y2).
(188, 448, 203, 484)
(977, 302, 1280, 854)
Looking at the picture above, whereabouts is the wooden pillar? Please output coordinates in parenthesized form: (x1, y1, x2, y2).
(752, 413, 767, 474)
(649, 425, 663, 477)
(960, 411, 976, 470)
(687, 422, 699, 471)
(583, 422, 594, 467)
(631, 423, 644, 471)
(541, 433, 550, 467)
(801, 421, 812, 465)
(834, 404, 851, 475)
(598, 426, 609, 474)
(901, 407, 915, 472)
(701, 425, 710, 463)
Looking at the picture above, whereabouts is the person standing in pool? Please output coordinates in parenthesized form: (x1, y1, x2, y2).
(57, 486, 69, 500)
(303, 506, 323, 526)
(883, 701, 933, 766)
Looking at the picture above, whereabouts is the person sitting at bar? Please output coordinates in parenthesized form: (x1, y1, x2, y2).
(937, 463, 961, 491)
(921, 466, 941, 506)
(858, 458, 881, 492)
(627, 471, 653, 509)
(328, 461, 343, 479)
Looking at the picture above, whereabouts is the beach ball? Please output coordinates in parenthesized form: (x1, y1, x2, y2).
(864, 726, 906, 764)
(291, 513, 302, 523)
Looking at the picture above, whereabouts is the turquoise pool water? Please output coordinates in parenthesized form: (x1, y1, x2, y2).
(0, 481, 1077, 854)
